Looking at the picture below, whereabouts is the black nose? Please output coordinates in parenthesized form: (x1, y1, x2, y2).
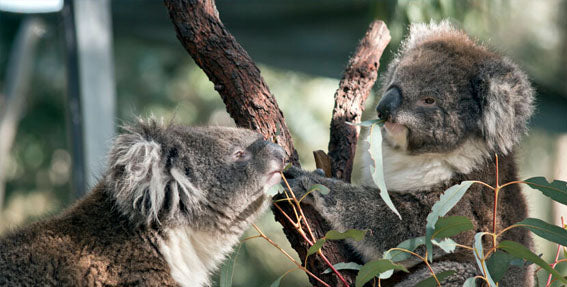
(376, 88, 402, 120)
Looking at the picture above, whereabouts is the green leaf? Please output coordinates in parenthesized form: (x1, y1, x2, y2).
(322, 262, 363, 274)
(356, 259, 408, 287)
(515, 218, 567, 247)
(415, 270, 456, 287)
(307, 184, 330, 195)
(307, 238, 326, 256)
(219, 247, 241, 287)
(432, 216, 474, 239)
(326, 229, 367, 241)
(283, 162, 293, 171)
(425, 181, 474, 261)
(269, 273, 287, 287)
(383, 237, 457, 263)
(472, 232, 497, 286)
(498, 240, 567, 284)
(524, 177, 567, 205)
(266, 183, 285, 196)
(368, 123, 401, 219)
(384, 237, 426, 262)
(463, 277, 478, 287)
(348, 118, 385, 127)
(433, 238, 458, 254)
(486, 250, 515, 283)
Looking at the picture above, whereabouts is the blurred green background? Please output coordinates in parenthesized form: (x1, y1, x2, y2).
(1, 0, 566, 286)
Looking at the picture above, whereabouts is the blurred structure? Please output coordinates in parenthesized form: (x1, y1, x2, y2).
(0, 0, 566, 286)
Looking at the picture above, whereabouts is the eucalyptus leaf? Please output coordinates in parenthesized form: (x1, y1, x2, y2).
(307, 184, 330, 195)
(322, 262, 363, 274)
(486, 250, 515, 283)
(265, 183, 285, 196)
(432, 216, 474, 239)
(515, 218, 567, 246)
(497, 240, 567, 284)
(369, 123, 401, 219)
(307, 238, 326, 256)
(356, 259, 408, 287)
(425, 181, 474, 261)
(269, 273, 287, 287)
(415, 270, 456, 287)
(326, 229, 367, 241)
(462, 277, 478, 287)
(384, 237, 426, 262)
(472, 232, 497, 286)
(348, 118, 385, 127)
(433, 238, 458, 254)
(524, 177, 567, 205)
(219, 247, 241, 287)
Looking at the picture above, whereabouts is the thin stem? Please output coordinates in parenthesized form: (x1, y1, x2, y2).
(546, 216, 565, 287)
(388, 248, 440, 286)
(273, 202, 300, 229)
(455, 244, 474, 250)
(241, 235, 262, 242)
(492, 154, 499, 250)
(274, 191, 351, 286)
(281, 173, 318, 243)
(251, 224, 331, 287)
(498, 180, 526, 189)
(471, 180, 496, 191)
(317, 250, 350, 287)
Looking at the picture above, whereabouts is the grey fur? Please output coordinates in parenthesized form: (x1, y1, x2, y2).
(286, 21, 534, 286)
(0, 119, 285, 286)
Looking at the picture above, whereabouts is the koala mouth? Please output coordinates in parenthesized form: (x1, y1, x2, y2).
(266, 170, 282, 187)
(383, 121, 409, 150)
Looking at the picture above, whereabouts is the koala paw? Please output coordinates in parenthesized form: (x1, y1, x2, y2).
(282, 166, 323, 205)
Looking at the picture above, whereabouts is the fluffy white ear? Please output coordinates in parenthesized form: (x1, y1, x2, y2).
(109, 132, 167, 225)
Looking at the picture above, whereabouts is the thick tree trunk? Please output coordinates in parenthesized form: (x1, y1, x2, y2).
(163, 1, 390, 285)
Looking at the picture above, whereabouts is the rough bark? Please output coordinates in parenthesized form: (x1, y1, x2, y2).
(163, 0, 298, 163)
(163, 1, 390, 286)
(328, 21, 390, 182)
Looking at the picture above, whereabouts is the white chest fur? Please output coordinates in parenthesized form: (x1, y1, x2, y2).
(362, 138, 490, 192)
(159, 227, 238, 287)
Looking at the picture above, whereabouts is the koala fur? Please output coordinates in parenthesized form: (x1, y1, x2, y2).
(286, 21, 534, 286)
(0, 120, 285, 287)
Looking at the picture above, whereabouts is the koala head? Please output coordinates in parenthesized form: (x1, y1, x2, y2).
(376, 21, 534, 156)
(105, 119, 285, 231)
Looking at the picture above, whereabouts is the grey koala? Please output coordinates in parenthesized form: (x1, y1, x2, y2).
(286, 21, 534, 286)
(0, 119, 285, 287)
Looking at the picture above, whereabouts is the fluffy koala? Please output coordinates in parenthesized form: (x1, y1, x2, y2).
(286, 21, 534, 286)
(0, 120, 285, 287)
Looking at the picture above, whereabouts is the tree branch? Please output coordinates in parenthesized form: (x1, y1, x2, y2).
(163, 0, 298, 163)
(328, 21, 390, 182)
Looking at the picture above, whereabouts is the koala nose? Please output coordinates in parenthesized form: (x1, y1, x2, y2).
(376, 88, 402, 121)
(264, 142, 286, 164)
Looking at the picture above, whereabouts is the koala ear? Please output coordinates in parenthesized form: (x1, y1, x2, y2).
(474, 57, 535, 155)
(109, 131, 168, 225)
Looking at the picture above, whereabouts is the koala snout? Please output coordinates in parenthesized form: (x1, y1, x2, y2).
(263, 142, 286, 166)
(376, 87, 402, 121)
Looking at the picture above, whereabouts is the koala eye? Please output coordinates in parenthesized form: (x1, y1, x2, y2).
(232, 149, 251, 161)
(418, 97, 436, 107)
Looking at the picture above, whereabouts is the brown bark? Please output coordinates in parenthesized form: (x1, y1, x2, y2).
(163, 0, 299, 163)
(328, 21, 391, 182)
(163, 1, 390, 286)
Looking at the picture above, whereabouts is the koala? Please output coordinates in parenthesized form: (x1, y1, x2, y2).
(0, 120, 285, 287)
(286, 21, 534, 286)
